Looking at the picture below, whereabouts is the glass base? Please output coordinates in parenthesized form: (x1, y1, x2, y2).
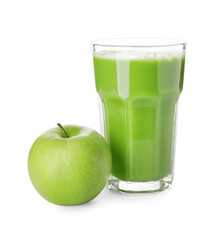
(108, 173, 173, 193)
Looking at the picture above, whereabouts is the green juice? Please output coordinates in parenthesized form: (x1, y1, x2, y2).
(93, 55, 185, 182)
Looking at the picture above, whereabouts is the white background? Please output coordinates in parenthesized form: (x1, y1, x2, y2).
(0, 0, 218, 239)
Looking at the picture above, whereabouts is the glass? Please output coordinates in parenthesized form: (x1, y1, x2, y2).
(92, 38, 186, 193)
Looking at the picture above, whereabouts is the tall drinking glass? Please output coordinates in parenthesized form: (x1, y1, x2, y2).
(92, 38, 186, 193)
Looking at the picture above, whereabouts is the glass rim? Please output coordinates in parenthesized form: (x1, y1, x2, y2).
(92, 37, 187, 48)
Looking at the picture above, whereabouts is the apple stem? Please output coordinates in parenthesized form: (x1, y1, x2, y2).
(57, 123, 69, 138)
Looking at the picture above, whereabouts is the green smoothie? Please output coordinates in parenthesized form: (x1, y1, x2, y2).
(93, 54, 185, 182)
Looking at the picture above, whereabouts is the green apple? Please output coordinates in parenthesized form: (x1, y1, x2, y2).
(28, 124, 111, 205)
